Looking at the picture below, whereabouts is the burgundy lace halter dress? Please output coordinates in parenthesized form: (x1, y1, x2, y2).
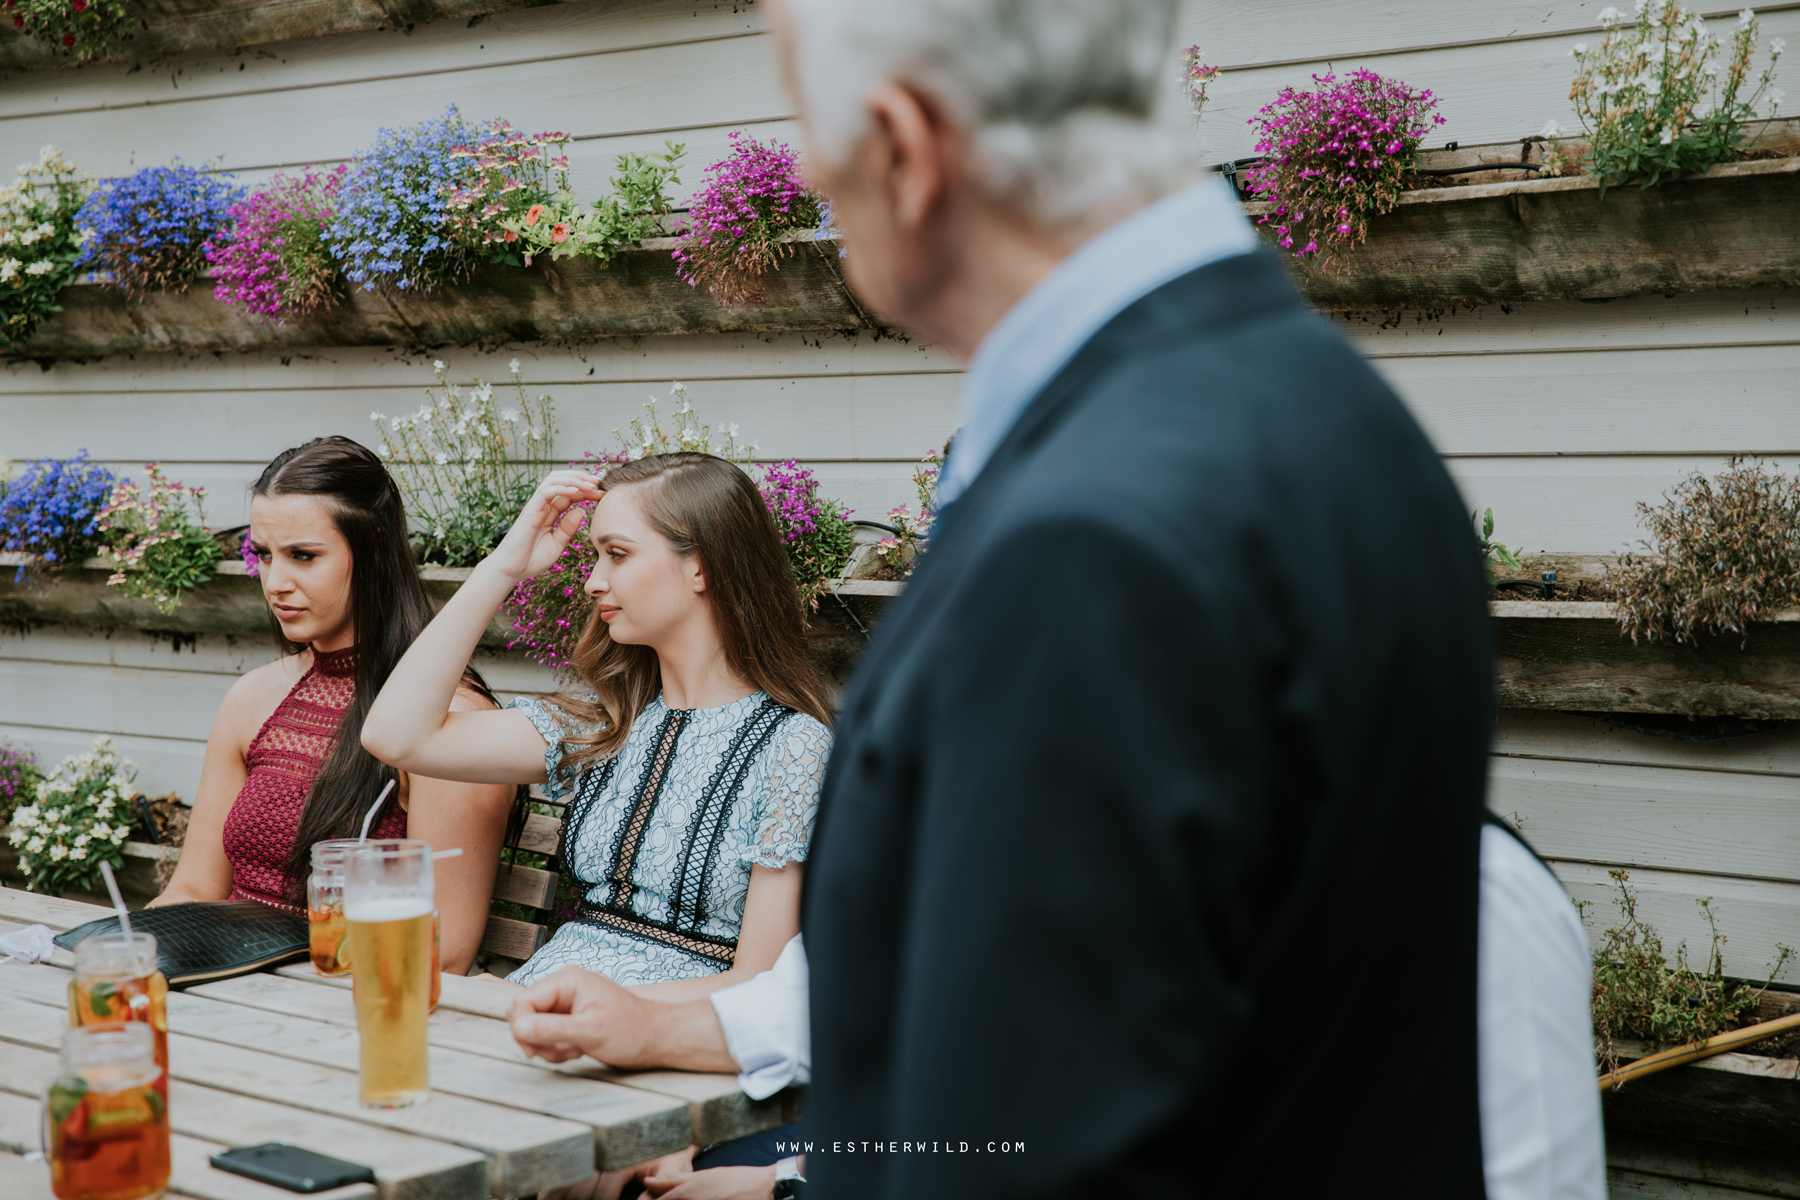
(220, 645, 405, 912)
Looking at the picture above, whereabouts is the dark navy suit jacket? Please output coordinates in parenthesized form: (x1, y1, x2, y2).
(804, 250, 1493, 1197)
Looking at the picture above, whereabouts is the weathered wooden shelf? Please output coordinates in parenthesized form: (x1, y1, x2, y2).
(8, 238, 870, 361)
(1494, 600, 1800, 721)
(1273, 153, 1800, 311)
(8, 556, 1798, 718)
(12, 126, 1798, 360)
(0, 0, 570, 73)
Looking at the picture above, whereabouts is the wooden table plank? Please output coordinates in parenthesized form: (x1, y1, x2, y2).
(0, 1090, 378, 1200)
(0, 1038, 486, 1200)
(0, 887, 112, 932)
(0, 1150, 54, 1200)
(270, 965, 779, 1145)
(0, 963, 691, 1172)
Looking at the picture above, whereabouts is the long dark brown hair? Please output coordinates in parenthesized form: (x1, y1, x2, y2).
(253, 436, 507, 900)
(550, 452, 834, 780)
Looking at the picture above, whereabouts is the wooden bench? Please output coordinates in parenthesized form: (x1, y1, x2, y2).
(479, 788, 565, 977)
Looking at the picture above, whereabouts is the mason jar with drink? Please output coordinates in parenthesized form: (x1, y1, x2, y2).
(314, 838, 442, 1009)
(67, 932, 168, 1074)
(344, 838, 435, 1108)
(44, 1023, 171, 1200)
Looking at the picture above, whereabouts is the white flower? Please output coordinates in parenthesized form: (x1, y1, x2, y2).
(111, 827, 127, 842)
(0, 259, 19, 282)
(1598, 2, 1620, 15)
(73, 833, 90, 848)
(1740, 8, 1755, 22)
(433, 453, 448, 466)
(1540, 119, 1563, 138)
(69, 846, 86, 861)
(433, 359, 446, 371)
(25, 836, 44, 854)
(1771, 88, 1786, 110)
(508, 358, 521, 374)
(1771, 37, 1785, 55)
(49, 844, 67, 861)
(1659, 124, 1675, 143)
(1572, 42, 1589, 54)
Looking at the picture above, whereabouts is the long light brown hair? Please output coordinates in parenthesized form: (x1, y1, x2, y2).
(548, 452, 833, 780)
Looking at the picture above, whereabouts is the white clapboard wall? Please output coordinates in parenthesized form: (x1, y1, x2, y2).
(2, 0, 1798, 983)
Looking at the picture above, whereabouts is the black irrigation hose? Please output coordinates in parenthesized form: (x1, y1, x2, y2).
(1493, 578, 1555, 600)
(1212, 152, 1543, 188)
(851, 520, 901, 536)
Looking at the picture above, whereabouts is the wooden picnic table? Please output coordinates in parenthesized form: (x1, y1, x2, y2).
(0, 887, 780, 1200)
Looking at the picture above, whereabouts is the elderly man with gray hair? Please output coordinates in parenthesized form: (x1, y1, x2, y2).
(755, 2, 1603, 1198)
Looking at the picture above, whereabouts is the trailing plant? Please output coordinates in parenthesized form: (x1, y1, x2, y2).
(5, 0, 138, 61)
(0, 740, 41, 827)
(445, 125, 683, 268)
(1588, 869, 1793, 1076)
(326, 106, 484, 293)
(371, 359, 556, 566)
(1565, 2, 1784, 195)
(96, 463, 222, 614)
(1610, 457, 1800, 646)
(207, 165, 347, 323)
(0, 145, 93, 349)
(1244, 68, 1445, 264)
(1182, 46, 1221, 117)
(75, 163, 244, 300)
(673, 131, 823, 306)
(1474, 507, 1523, 582)
(0, 451, 117, 581)
(504, 383, 756, 675)
(761, 460, 856, 610)
(875, 446, 943, 578)
(6, 736, 138, 896)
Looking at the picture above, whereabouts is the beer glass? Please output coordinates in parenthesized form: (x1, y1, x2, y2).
(345, 839, 434, 1109)
(44, 1024, 170, 1200)
(68, 932, 168, 1073)
(306, 839, 359, 976)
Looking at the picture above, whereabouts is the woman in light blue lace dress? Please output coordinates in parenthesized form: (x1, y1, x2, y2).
(363, 453, 837, 999)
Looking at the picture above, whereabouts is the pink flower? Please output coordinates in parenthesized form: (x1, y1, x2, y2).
(550, 223, 569, 243)
(503, 228, 518, 243)
(524, 204, 547, 227)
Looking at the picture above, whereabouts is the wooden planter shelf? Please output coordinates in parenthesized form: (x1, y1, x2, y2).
(6, 556, 1797, 719)
(10, 128, 1798, 361)
(9, 238, 871, 362)
(0, 0, 568, 73)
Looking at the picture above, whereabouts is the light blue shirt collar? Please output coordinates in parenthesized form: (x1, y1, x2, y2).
(935, 179, 1258, 507)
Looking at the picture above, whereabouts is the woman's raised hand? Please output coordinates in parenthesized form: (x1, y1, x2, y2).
(486, 470, 604, 582)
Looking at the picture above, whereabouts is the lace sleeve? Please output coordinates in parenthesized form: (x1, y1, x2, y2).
(746, 716, 831, 868)
(509, 696, 570, 802)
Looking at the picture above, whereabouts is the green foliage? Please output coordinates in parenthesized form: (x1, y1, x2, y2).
(1475, 507, 1523, 582)
(372, 359, 556, 567)
(96, 463, 223, 615)
(1567, 3, 1785, 195)
(1589, 869, 1794, 1075)
(1611, 457, 1800, 645)
(0, 146, 92, 349)
(9, 0, 136, 60)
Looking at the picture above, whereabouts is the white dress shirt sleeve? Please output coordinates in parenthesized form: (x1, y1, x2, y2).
(709, 934, 810, 1101)
(1479, 823, 1606, 1200)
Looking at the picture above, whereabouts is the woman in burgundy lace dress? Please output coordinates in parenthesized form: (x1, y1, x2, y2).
(152, 438, 517, 974)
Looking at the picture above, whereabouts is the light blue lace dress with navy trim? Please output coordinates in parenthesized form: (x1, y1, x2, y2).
(507, 692, 829, 987)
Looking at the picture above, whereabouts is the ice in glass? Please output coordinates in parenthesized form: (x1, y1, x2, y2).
(45, 1024, 170, 1200)
(68, 932, 168, 1074)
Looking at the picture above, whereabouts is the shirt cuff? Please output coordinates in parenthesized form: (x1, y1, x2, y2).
(709, 934, 811, 1101)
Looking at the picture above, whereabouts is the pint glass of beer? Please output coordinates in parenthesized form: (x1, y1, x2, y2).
(45, 1023, 171, 1200)
(345, 839, 434, 1109)
(68, 932, 168, 1074)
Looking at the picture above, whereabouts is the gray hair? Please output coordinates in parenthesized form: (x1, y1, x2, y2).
(782, 0, 1196, 223)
